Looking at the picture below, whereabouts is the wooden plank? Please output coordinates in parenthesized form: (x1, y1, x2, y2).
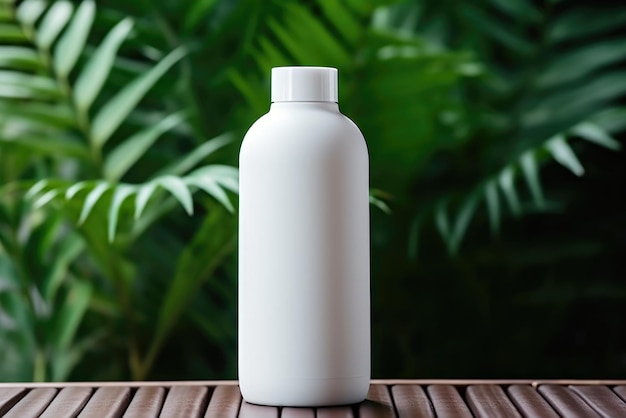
(316, 406, 355, 418)
(3, 388, 57, 418)
(39, 387, 93, 418)
(0, 387, 26, 415)
(466, 385, 522, 418)
(160, 386, 209, 418)
(366, 379, 626, 386)
(0, 381, 238, 389)
(238, 401, 279, 418)
(571, 385, 626, 418)
(3, 379, 626, 389)
(121, 386, 166, 418)
(77, 386, 131, 418)
(281, 407, 316, 418)
(538, 385, 600, 418)
(507, 385, 560, 418)
(204, 385, 241, 418)
(426, 385, 472, 418)
(360, 384, 396, 418)
(391, 385, 434, 418)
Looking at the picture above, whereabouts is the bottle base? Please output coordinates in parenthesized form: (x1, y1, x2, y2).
(240, 375, 369, 407)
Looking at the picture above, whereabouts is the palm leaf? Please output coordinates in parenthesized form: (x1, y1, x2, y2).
(545, 135, 584, 176)
(90, 47, 186, 148)
(106, 185, 135, 242)
(0, 70, 61, 99)
(234, 1, 479, 199)
(571, 122, 621, 151)
(77, 182, 110, 225)
(35, 1, 73, 50)
(53, 0, 95, 78)
(25, 166, 237, 241)
(157, 133, 233, 177)
(3, 0, 233, 241)
(380, 0, 626, 256)
(0, 46, 41, 69)
(186, 177, 233, 213)
(73, 17, 134, 113)
(16, 0, 46, 29)
(0, 23, 27, 42)
(1, 0, 239, 383)
(104, 111, 187, 182)
(415, 123, 620, 255)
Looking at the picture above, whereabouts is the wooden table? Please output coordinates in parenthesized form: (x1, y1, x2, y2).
(1, 380, 626, 417)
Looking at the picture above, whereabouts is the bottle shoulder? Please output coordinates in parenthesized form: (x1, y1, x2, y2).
(243, 106, 365, 144)
(240, 113, 366, 165)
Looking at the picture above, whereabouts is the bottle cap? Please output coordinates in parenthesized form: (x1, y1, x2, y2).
(271, 66, 338, 103)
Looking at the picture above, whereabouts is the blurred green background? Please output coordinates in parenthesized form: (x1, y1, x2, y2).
(1, 0, 625, 382)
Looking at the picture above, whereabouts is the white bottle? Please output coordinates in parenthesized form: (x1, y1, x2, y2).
(238, 66, 370, 407)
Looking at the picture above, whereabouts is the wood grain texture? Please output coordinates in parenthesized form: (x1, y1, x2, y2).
(426, 385, 472, 418)
(238, 401, 279, 418)
(5, 382, 626, 417)
(38, 387, 93, 418)
(2, 379, 626, 389)
(160, 386, 209, 418)
(204, 385, 242, 418)
(3, 388, 57, 418)
(466, 385, 522, 418)
(121, 386, 165, 418)
(391, 384, 434, 418)
(316, 406, 355, 418)
(0, 387, 26, 415)
(374, 379, 626, 386)
(538, 385, 601, 418)
(570, 385, 626, 418)
(76, 386, 131, 418)
(507, 384, 560, 418)
(359, 384, 396, 418)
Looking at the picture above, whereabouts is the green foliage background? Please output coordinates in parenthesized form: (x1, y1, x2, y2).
(0, 0, 624, 381)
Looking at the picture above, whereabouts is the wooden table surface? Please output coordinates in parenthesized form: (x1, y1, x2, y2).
(1, 380, 626, 417)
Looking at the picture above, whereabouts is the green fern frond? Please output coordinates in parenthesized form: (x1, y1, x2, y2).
(232, 1, 481, 201)
(379, 0, 626, 258)
(369, 189, 392, 214)
(24, 164, 238, 242)
(1, 0, 184, 159)
(419, 122, 621, 256)
(1, 0, 237, 242)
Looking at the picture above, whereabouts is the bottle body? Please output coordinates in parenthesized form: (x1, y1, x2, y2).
(238, 101, 370, 406)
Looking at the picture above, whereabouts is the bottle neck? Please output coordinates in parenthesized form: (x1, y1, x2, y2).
(270, 101, 339, 112)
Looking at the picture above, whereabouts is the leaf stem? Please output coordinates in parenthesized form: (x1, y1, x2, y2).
(33, 348, 46, 382)
(105, 245, 142, 380)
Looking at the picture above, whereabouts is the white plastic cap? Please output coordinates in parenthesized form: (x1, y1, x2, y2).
(271, 66, 338, 102)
